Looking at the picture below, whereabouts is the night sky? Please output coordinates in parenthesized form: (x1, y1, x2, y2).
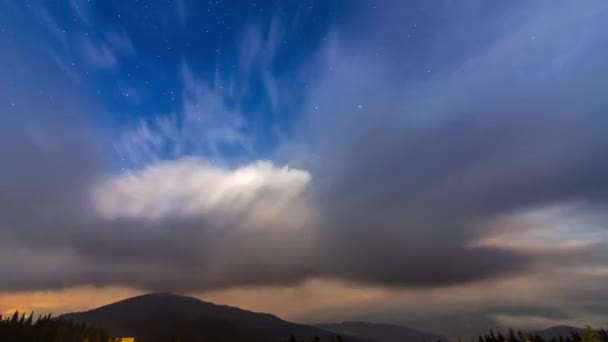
(1, 0, 608, 338)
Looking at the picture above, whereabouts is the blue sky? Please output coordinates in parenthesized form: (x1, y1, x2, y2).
(2, 0, 355, 169)
(2, 0, 608, 337)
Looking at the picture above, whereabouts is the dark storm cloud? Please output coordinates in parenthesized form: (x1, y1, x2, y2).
(2, 0, 608, 299)
(300, 0, 608, 286)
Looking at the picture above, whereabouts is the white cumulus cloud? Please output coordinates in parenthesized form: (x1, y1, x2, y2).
(91, 158, 312, 229)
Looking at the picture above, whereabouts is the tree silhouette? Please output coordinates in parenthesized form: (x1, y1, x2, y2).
(582, 326, 601, 342)
(0, 311, 111, 342)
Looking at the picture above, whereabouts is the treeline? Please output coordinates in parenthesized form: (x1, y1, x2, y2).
(2, 310, 607, 342)
(287, 335, 344, 342)
(285, 326, 608, 342)
(472, 326, 608, 342)
(0, 310, 111, 342)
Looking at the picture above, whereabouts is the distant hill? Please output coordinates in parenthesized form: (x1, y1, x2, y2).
(316, 321, 448, 342)
(62, 293, 363, 342)
(534, 326, 587, 340)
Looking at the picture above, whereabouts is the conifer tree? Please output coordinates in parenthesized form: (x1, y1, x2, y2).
(26, 311, 33, 326)
(581, 326, 600, 342)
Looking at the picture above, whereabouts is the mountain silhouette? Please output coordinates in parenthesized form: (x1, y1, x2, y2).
(533, 325, 588, 340)
(316, 321, 447, 342)
(61, 293, 364, 342)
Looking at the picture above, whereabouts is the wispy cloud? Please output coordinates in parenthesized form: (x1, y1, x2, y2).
(175, 0, 187, 28)
(106, 30, 135, 57)
(78, 29, 135, 70)
(114, 60, 253, 167)
(47, 49, 81, 82)
(237, 17, 284, 109)
(33, 4, 69, 50)
(114, 114, 179, 166)
(79, 35, 118, 70)
(114, 16, 289, 167)
(68, 0, 91, 25)
(181, 61, 252, 154)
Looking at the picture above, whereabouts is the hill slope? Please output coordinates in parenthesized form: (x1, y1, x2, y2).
(62, 293, 358, 342)
(316, 321, 448, 342)
(534, 326, 587, 340)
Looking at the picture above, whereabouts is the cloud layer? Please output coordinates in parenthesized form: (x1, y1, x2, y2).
(298, 0, 608, 287)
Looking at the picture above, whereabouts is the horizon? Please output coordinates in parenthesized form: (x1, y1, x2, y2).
(2, 291, 602, 339)
(2, 0, 608, 339)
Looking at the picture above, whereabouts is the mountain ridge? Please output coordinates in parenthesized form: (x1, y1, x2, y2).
(60, 293, 595, 342)
(61, 292, 366, 342)
(315, 321, 448, 342)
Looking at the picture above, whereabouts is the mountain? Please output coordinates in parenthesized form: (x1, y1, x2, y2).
(61, 293, 362, 342)
(534, 326, 587, 340)
(316, 321, 448, 342)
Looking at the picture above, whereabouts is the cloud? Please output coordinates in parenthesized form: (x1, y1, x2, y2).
(23, 2, 133, 75)
(47, 48, 81, 82)
(68, 0, 91, 25)
(114, 17, 285, 166)
(290, 0, 608, 287)
(79, 35, 118, 70)
(106, 30, 135, 57)
(0, 95, 315, 291)
(32, 4, 69, 50)
(114, 62, 252, 167)
(92, 158, 311, 223)
(4, 0, 608, 289)
(79, 30, 134, 70)
(238, 18, 282, 75)
(175, 0, 187, 28)
(181, 61, 253, 153)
